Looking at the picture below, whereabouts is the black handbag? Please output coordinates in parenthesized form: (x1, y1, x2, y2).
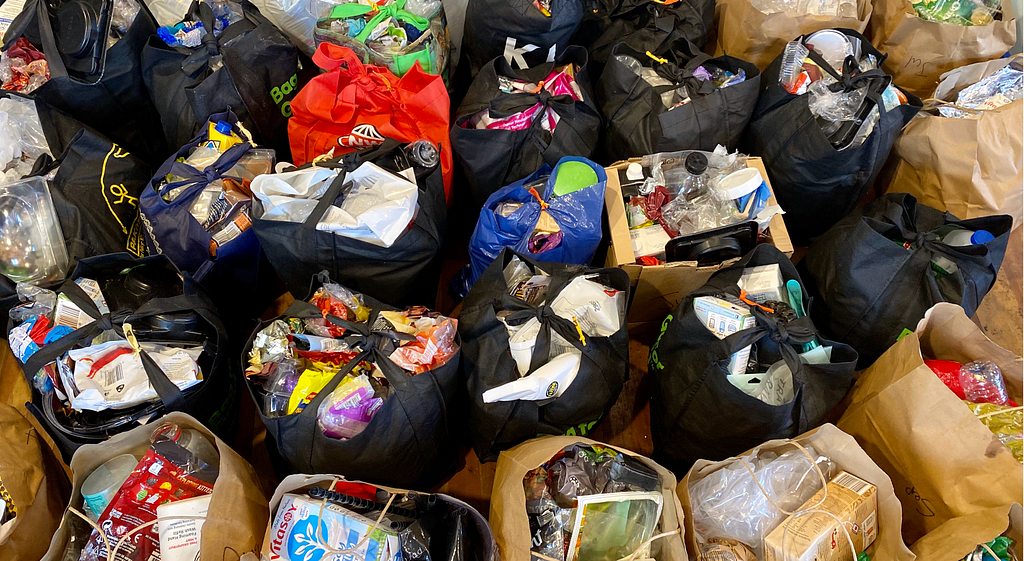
(596, 39, 760, 162)
(3, 0, 168, 164)
(141, 0, 312, 160)
(451, 46, 601, 210)
(11, 254, 236, 462)
(744, 29, 922, 243)
(245, 276, 461, 487)
(252, 139, 446, 308)
(800, 193, 1013, 368)
(571, 0, 713, 76)
(460, 248, 630, 462)
(649, 244, 857, 473)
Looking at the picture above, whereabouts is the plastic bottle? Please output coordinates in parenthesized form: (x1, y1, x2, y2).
(942, 228, 995, 246)
(931, 228, 995, 278)
(679, 152, 709, 199)
(153, 423, 220, 468)
(960, 360, 1010, 405)
(404, 140, 439, 169)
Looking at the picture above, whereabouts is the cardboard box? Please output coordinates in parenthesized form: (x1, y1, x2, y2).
(603, 157, 793, 337)
(763, 471, 879, 561)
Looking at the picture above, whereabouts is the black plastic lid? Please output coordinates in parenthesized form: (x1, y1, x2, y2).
(685, 152, 708, 175)
(55, 0, 99, 58)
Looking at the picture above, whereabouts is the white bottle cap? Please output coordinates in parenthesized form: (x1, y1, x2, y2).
(715, 168, 764, 200)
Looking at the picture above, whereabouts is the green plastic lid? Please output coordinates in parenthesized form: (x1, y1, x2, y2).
(552, 161, 599, 197)
(857, 552, 871, 561)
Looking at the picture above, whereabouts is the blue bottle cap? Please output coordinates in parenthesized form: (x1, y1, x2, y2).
(971, 230, 995, 245)
(215, 120, 233, 135)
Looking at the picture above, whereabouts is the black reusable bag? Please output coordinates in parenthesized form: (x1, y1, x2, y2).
(648, 244, 857, 474)
(245, 277, 461, 487)
(595, 39, 760, 162)
(2, 0, 167, 165)
(0, 102, 151, 334)
(460, 249, 631, 462)
(451, 46, 601, 210)
(141, 0, 310, 159)
(252, 139, 446, 308)
(744, 29, 922, 244)
(571, 0, 713, 76)
(10, 254, 236, 462)
(799, 193, 1013, 369)
(460, 0, 583, 79)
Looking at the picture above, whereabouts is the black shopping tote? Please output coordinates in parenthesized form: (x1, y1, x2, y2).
(12, 254, 236, 462)
(800, 193, 1013, 368)
(744, 29, 921, 243)
(3, 0, 167, 164)
(596, 38, 760, 162)
(245, 279, 461, 488)
(460, 249, 631, 462)
(649, 244, 857, 473)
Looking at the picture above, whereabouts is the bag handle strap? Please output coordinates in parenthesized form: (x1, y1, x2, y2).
(299, 138, 403, 228)
(312, 42, 364, 71)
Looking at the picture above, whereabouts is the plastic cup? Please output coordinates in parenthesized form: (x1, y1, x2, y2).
(806, 30, 853, 70)
(81, 454, 138, 520)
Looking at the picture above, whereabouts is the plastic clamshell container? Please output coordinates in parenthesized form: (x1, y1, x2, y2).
(0, 176, 69, 284)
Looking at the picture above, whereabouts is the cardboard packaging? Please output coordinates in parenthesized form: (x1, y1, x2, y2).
(603, 157, 793, 338)
(764, 471, 878, 561)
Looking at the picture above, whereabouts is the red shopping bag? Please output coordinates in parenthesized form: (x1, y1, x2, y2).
(288, 43, 453, 201)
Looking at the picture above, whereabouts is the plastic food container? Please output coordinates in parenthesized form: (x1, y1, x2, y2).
(0, 177, 69, 283)
(81, 453, 138, 520)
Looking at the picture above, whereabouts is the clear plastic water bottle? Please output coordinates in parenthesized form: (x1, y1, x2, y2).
(959, 360, 1010, 405)
(405, 140, 439, 169)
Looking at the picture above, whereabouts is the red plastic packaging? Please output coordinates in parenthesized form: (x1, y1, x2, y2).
(925, 359, 966, 399)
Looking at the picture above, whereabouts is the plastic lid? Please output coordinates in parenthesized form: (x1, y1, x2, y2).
(971, 230, 995, 244)
(715, 168, 763, 200)
(214, 120, 234, 135)
(685, 152, 708, 175)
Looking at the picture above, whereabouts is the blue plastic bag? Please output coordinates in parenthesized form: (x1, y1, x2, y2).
(461, 157, 607, 294)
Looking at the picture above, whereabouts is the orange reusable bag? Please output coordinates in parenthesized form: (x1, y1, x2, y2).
(288, 43, 454, 201)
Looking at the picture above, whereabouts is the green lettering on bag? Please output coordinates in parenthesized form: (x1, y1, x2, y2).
(649, 314, 673, 371)
(281, 101, 292, 118)
(896, 328, 914, 342)
(270, 74, 299, 108)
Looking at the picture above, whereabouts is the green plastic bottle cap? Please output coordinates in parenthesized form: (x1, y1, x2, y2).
(552, 161, 599, 197)
(857, 551, 871, 561)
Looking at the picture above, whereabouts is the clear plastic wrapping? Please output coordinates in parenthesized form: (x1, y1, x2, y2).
(688, 447, 834, 550)
(316, 373, 384, 439)
(808, 81, 868, 122)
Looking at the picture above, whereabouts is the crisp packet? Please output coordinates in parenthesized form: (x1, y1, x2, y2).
(389, 317, 458, 374)
(316, 373, 384, 440)
(248, 319, 290, 374)
(68, 342, 204, 411)
(966, 401, 1023, 462)
(306, 282, 371, 337)
(287, 368, 337, 415)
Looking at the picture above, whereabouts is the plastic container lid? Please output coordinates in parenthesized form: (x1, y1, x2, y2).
(971, 230, 995, 244)
(715, 168, 764, 200)
(805, 29, 853, 69)
(214, 120, 234, 135)
(685, 152, 708, 175)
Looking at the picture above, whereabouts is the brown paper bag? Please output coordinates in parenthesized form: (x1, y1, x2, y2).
(491, 436, 687, 561)
(0, 403, 69, 561)
(678, 423, 915, 561)
(911, 503, 1022, 561)
(884, 56, 1024, 228)
(41, 412, 269, 561)
(870, 0, 1017, 97)
(714, 0, 871, 69)
(259, 474, 497, 560)
(837, 303, 1023, 546)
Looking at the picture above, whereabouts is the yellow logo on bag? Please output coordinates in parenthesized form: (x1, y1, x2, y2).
(545, 381, 558, 398)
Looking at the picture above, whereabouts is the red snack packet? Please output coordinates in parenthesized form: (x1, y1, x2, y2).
(79, 443, 215, 561)
(925, 359, 966, 399)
